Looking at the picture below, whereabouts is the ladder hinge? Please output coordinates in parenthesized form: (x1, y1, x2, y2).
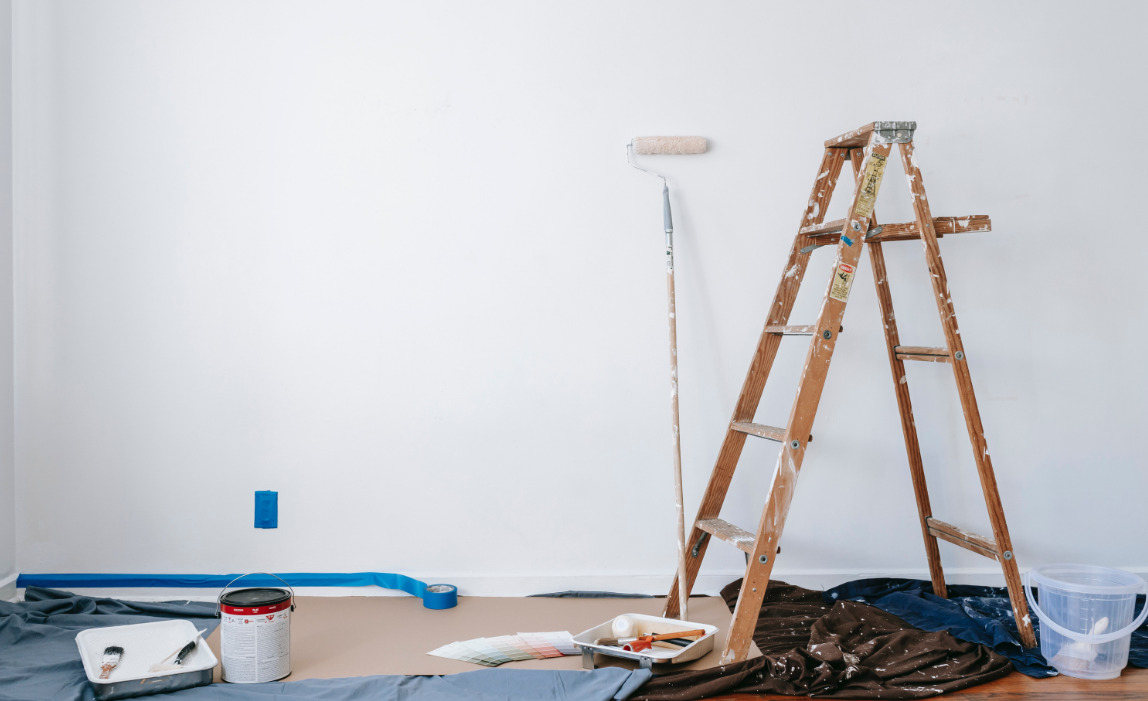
(874, 121, 916, 144)
(691, 532, 710, 558)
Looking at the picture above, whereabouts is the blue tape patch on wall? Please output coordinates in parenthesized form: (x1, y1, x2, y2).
(254, 490, 278, 528)
(16, 572, 458, 609)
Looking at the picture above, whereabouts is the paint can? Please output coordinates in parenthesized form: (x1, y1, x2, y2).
(217, 573, 295, 683)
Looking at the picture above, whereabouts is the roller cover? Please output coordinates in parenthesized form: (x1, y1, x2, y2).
(632, 136, 708, 155)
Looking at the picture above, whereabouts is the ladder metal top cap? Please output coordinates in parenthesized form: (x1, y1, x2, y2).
(826, 121, 917, 148)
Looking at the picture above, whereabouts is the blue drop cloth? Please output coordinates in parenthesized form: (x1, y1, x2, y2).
(824, 578, 1148, 678)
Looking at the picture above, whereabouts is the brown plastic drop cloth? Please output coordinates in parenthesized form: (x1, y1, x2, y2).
(632, 581, 1012, 700)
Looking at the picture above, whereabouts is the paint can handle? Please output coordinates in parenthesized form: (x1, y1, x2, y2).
(216, 572, 297, 616)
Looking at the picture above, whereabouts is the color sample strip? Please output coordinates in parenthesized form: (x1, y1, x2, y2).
(462, 638, 511, 666)
(517, 633, 563, 658)
(428, 641, 499, 667)
(487, 636, 537, 661)
(536, 631, 578, 656)
(428, 631, 577, 667)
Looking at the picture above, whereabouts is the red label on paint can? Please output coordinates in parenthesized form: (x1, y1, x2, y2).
(219, 599, 292, 616)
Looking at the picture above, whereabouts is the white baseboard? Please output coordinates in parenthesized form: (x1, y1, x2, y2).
(0, 573, 17, 602)
(21, 566, 1126, 602)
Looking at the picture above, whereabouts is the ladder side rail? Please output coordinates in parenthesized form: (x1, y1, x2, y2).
(663, 147, 848, 618)
(896, 141, 1036, 648)
(853, 147, 948, 598)
(868, 242, 948, 597)
(721, 139, 893, 663)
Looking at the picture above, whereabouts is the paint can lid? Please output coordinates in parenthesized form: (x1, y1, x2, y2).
(220, 587, 291, 607)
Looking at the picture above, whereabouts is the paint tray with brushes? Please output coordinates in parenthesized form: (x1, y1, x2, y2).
(75, 620, 217, 700)
(572, 613, 717, 669)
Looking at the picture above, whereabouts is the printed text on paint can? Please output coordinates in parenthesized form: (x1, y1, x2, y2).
(221, 600, 291, 683)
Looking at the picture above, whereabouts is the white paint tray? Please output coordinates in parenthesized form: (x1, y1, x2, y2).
(573, 613, 718, 669)
(75, 619, 217, 700)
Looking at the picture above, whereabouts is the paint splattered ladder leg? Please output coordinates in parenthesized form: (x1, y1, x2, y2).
(663, 147, 846, 621)
(852, 143, 948, 600)
(722, 137, 893, 664)
(897, 140, 1036, 648)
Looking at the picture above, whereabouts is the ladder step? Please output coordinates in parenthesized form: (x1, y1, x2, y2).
(698, 518, 756, 554)
(764, 324, 843, 336)
(799, 218, 847, 237)
(926, 517, 999, 560)
(870, 216, 992, 243)
(730, 422, 785, 442)
(825, 121, 916, 149)
(799, 215, 991, 245)
(895, 345, 951, 363)
(800, 218, 880, 239)
(764, 325, 816, 336)
(731, 422, 813, 444)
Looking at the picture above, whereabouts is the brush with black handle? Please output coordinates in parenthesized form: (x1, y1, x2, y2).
(149, 628, 207, 672)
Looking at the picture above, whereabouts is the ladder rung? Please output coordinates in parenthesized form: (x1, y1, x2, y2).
(801, 215, 991, 246)
(697, 518, 756, 554)
(926, 517, 999, 560)
(799, 219, 847, 237)
(764, 325, 815, 336)
(731, 422, 813, 445)
(730, 422, 785, 442)
(895, 345, 951, 363)
(869, 216, 992, 242)
(799, 219, 881, 239)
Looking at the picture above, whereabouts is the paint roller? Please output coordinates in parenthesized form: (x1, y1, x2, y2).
(628, 137, 708, 239)
(626, 135, 708, 622)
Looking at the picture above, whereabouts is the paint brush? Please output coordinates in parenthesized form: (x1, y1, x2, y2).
(595, 629, 706, 651)
(624, 629, 706, 653)
(149, 628, 207, 672)
(98, 645, 123, 680)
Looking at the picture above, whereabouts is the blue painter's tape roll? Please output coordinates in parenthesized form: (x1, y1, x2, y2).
(16, 572, 459, 609)
(422, 583, 458, 610)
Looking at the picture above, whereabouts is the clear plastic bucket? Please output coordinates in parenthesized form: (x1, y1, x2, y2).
(1025, 564, 1148, 679)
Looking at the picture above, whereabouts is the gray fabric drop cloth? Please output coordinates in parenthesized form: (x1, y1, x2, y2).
(0, 587, 650, 701)
(145, 669, 649, 701)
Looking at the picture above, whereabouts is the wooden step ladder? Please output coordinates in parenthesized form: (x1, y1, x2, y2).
(664, 121, 1037, 664)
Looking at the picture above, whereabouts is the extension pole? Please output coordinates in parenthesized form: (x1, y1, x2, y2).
(627, 136, 706, 622)
(663, 183, 688, 622)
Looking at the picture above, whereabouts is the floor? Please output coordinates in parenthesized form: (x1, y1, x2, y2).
(203, 594, 754, 679)
(202, 594, 1147, 699)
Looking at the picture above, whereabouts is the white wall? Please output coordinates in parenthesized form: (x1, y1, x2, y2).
(0, 0, 15, 601)
(12, 1, 1148, 596)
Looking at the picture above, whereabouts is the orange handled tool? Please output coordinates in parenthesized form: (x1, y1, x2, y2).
(622, 629, 706, 653)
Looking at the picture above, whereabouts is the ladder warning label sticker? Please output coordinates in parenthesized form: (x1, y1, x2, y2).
(830, 262, 856, 302)
(854, 152, 887, 219)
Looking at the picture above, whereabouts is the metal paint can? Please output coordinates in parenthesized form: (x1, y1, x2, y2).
(218, 573, 295, 683)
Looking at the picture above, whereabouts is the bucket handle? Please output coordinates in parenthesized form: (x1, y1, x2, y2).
(216, 572, 296, 615)
(1024, 570, 1148, 645)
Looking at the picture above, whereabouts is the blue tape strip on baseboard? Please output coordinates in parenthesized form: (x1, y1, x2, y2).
(15, 572, 458, 609)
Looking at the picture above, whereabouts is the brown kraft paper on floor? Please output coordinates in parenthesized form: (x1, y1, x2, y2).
(631, 580, 1013, 699)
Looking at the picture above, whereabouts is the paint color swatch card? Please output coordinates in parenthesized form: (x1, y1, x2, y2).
(428, 631, 576, 667)
(519, 631, 578, 656)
